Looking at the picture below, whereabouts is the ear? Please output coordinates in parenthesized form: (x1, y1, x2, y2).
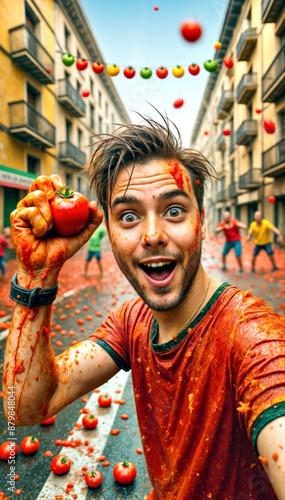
(201, 207, 206, 241)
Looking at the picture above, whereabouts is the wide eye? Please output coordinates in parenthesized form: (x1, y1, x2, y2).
(166, 207, 183, 218)
(121, 212, 139, 223)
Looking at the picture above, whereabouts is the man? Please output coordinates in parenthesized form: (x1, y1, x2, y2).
(0, 227, 12, 279)
(247, 211, 283, 273)
(84, 222, 107, 278)
(216, 211, 247, 273)
(3, 117, 285, 500)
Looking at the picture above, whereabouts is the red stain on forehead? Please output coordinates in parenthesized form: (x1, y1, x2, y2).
(166, 161, 184, 189)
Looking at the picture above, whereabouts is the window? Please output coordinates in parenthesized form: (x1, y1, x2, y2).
(98, 116, 103, 134)
(77, 176, 81, 192)
(25, 2, 39, 34)
(27, 155, 40, 175)
(106, 124, 109, 134)
(90, 78, 94, 96)
(248, 150, 253, 170)
(66, 172, 72, 186)
(64, 25, 70, 51)
(27, 83, 40, 111)
(105, 101, 109, 117)
(65, 71, 70, 81)
(230, 160, 235, 183)
(247, 102, 252, 120)
(66, 119, 72, 142)
(98, 91, 102, 107)
(76, 80, 81, 93)
(90, 103, 95, 130)
(78, 128, 83, 148)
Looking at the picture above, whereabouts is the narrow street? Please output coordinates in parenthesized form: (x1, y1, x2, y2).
(0, 235, 285, 499)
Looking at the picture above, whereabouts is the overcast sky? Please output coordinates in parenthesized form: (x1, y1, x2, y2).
(80, 0, 228, 146)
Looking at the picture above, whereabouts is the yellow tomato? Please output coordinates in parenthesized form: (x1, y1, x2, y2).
(172, 66, 185, 78)
(107, 65, 120, 76)
(214, 42, 222, 50)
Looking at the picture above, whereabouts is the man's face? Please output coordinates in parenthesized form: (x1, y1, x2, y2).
(223, 212, 230, 223)
(106, 159, 206, 312)
(254, 212, 262, 223)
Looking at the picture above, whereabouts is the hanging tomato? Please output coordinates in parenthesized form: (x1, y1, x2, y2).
(172, 66, 184, 78)
(92, 62, 104, 74)
(204, 131, 209, 136)
(124, 67, 136, 78)
(180, 20, 202, 42)
(107, 65, 120, 76)
(223, 129, 231, 136)
(268, 196, 276, 203)
(81, 90, 90, 98)
(204, 60, 218, 73)
(188, 64, 200, 76)
(62, 54, 75, 67)
(223, 57, 233, 69)
(255, 108, 262, 114)
(264, 118, 275, 134)
(214, 42, 222, 50)
(76, 59, 88, 71)
(173, 99, 184, 108)
(156, 67, 168, 79)
(140, 67, 152, 79)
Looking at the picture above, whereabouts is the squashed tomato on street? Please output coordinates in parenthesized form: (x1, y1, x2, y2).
(82, 414, 98, 429)
(50, 185, 90, 236)
(20, 436, 40, 455)
(113, 461, 136, 484)
(98, 394, 112, 407)
(51, 454, 72, 475)
(85, 470, 103, 488)
(41, 415, 56, 425)
(0, 441, 19, 460)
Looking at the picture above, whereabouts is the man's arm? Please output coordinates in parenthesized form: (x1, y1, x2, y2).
(236, 222, 247, 230)
(215, 225, 224, 234)
(271, 226, 283, 244)
(246, 232, 252, 243)
(257, 415, 285, 500)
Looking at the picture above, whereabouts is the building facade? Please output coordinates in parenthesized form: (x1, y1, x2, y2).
(0, 0, 129, 230)
(191, 0, 285, 237)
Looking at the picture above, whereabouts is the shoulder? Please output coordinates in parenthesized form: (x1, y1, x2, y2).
(107, 297, 152, 327)
(263, 219, 273, 227)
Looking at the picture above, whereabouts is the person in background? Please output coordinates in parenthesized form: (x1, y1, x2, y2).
(246, 211, 283, 273)
(215, 211, 247, 273)
(0, 227, 12, 279)
(84, 223, 107, 278)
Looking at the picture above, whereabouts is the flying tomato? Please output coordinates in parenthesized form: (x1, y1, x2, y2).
(180, 20, 202, 42)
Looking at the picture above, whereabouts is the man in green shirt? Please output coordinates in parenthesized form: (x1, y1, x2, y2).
(84, 223, 107, 278)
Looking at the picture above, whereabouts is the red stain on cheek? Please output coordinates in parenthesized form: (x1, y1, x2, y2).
(166, 161, 184, 189)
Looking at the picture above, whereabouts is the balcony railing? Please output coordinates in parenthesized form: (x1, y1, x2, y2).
(9, 100, 55, 149)
(236, 120, 258, 146)
(239, 169, 261, 189)
(262, 138, 285, 177)
(262, 44, 285, 102)
(229, 182, 238, 197)
(59, 141, 86, 169)
(217, 90, 235, 119)
(262, 0, 284, 23)
(216, 189, 228, 202)
(217, 133, 226, 151)
(57, 79, 86, 117)
(236, 27, 258, 61)
(9, 24, 54, 84)
(237, 73, 258, 104)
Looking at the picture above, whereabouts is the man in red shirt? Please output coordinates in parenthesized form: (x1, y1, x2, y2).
(4, 116, 285, 499)
(216, 211, 247, 273)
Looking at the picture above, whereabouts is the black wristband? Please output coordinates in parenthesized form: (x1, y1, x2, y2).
(10, 273, 58, 309)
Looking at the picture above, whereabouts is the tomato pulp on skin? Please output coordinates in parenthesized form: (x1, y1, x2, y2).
(50, 192, 90, 236)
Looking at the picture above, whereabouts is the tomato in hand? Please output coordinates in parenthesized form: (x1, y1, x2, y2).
(82, 414, 98, 429)
(41, 415, 56, 425)
(85, 470, 103, 488)
(113, 461, 136, 484)
(0, 441, 19, 460)
(20, 436, 40, 455)
(51, 454, 72, 475)
(50, 185, 90, 236)
(98, 394, 112, 407)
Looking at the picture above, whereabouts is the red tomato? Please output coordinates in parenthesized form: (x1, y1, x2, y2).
(154, 6, 159, 10)
(180, 20, 202, 42)
(204, 131, 209, 136)
(113, 461, 136, 484)
(123, 66, 136, 79)
(20, 436, 40, 455)
(268, 196, 276, 203)
(41, 415, 56, 425)
(223, 56, 233, 69)
(0, 441, 19, 461)
(173, 99, 184, 109)
(76, 58, 88, 71)
(85, 470, 103, 488)
(255, 108, 262, 114)
(81, 90, 90, 98)
(82, 414, 98, 429)
(51, 454, 72, 475)
(188, 64, 200, 76)
(50, 186, 90, 236)
(92, 62, 104, 74)
(264, 118, 275, 134)
(156, 67, 168, 79)
(223, 129, 231, 136)
(98, 394, 112, 407)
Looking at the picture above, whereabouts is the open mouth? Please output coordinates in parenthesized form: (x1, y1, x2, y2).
(139, 261, 177, 285)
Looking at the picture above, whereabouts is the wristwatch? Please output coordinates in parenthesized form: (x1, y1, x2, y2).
(10, 273, 58, 309)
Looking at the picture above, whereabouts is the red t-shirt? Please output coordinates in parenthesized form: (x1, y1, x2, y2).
(218, 218, 241, 242)
(89, 284, 285, 500)
(0, 235, 8, 257)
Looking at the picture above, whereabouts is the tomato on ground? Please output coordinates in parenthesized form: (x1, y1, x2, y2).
(50, 186, 90, 236)
(51, 454, 72, 475)
(82, 414, 98, 429)
(113, 461, 137, 484)
(98, 394, 112, 407)
(0, 441, 19, 460)
(41, 415, 56, 425)
(85, 470, 103, 488)
(20, 436, 40, 455)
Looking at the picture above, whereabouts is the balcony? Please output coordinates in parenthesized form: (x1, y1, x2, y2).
(217, 90, 235, 119)
(216, 189, 228, 202)
(239, 169, 261, 189)
(217, 133, 226, 151)
(262, 138, 285, 177)
(262, 44, 285, 102)
(262, 0, 284, 23)
(9, 24, 54, 84)
(59, 141, 86, 169)
(9, 101, 55, 149)
(236, 120, 258, 146)
(237, 73, 258, 104)
(236, 28, 258, 61)
(57, 79, 86, 117)
(229, 181, 238, 197)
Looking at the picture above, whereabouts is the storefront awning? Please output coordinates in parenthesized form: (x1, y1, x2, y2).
(0, 165, 37, 190)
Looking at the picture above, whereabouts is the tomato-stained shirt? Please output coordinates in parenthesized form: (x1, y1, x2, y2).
(218, 218, 241, 242)
(88, 283, 285, 500)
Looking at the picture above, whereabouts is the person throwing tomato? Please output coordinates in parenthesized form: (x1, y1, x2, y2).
(215, 211, 247, 273)
(3, 115, 285, 500)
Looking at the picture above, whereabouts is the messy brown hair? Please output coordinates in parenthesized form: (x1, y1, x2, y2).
(86, 112, 218, 222)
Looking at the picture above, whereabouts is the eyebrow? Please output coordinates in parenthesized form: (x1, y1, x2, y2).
(111, 189, 191, 212)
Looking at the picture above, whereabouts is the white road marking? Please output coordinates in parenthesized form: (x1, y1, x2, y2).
(36, 370, 130, 499)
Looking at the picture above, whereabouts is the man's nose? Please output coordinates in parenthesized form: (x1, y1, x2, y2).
(141, 217, 168, 248)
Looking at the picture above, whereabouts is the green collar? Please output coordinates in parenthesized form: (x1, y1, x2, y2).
(151, 282, 231, 353)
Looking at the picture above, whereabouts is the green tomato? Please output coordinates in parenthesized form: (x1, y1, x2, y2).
(140, 67, 152, 79)
(62, 53, 75, 67)
(203, 60, 218, 73)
